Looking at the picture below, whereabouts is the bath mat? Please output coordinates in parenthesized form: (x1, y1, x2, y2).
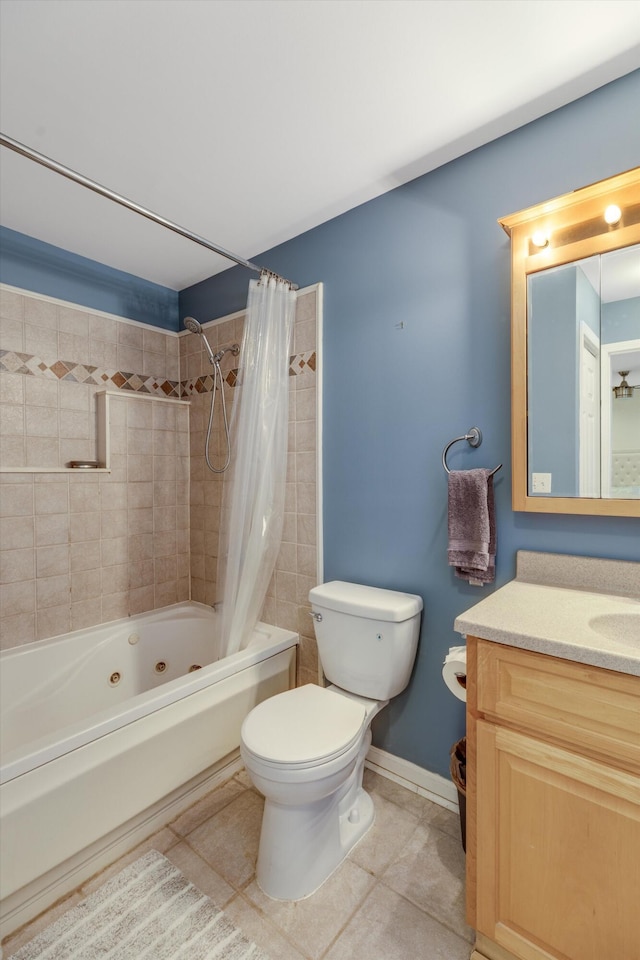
(9, 850, 269, 959)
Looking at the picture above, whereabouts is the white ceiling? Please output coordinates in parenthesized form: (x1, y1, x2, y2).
(1, 0, 639, 291)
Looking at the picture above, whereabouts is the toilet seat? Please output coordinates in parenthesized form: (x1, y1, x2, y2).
(241, 684, 366, 769)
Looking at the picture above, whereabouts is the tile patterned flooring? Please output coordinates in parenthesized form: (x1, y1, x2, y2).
(4, 767, 474, 959)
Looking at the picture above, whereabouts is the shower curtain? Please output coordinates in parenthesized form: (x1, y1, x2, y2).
(218, 273, 297, 656)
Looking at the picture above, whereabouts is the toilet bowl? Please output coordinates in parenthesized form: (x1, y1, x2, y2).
(241, 684, 385, 900)
(240, 581, 423, 901)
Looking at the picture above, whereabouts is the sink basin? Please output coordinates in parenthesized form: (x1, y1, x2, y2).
(588, 613, 640, 644)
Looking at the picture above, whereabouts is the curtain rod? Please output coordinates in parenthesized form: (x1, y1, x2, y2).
(0, 133, 297, 288)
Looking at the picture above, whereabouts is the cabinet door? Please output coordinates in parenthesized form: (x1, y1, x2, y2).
(475, 720, 640, 960)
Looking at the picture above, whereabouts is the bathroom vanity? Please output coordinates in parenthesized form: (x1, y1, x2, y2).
(455, 552, 640, 960)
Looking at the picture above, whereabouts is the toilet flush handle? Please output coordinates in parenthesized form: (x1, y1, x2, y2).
(308, 611, 323, 623)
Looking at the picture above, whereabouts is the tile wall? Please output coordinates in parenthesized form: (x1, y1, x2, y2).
(0, 286, 186, 649)
(0, 283, 319, 681)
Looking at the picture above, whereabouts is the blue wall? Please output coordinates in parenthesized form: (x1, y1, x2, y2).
(603, 296, 640, 342)
(0, 226, 179, 330)
(181, 70, 640, 779)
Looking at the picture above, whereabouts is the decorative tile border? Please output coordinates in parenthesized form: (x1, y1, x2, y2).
(1, 348, 317, 400)
(0, 349, 180, 398)
(180, 368, 238, 399)
(290, 351, 316, 376)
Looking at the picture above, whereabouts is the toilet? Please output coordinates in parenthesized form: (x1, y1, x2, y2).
(240, 580, 423, 901)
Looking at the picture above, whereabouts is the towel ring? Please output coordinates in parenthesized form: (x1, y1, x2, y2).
(442, 427, 502, 477)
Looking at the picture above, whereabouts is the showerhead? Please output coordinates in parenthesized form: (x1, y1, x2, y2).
(183, 316, 215, 364)
(183, 316, 202, 335)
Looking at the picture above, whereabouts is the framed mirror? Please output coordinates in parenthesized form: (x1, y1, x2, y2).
(500, 167, 640, 517)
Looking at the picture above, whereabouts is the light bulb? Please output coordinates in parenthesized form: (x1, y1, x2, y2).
(531, 230, 549, 248)
(604, 204, 622, 225)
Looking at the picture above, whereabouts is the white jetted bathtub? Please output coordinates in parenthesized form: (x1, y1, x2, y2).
(0, 602, 298, 936)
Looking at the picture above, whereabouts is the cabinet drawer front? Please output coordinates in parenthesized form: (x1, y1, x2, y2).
(475, 639, 640, 768)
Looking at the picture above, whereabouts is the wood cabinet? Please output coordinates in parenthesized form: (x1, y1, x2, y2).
(466, 636, 640, 960)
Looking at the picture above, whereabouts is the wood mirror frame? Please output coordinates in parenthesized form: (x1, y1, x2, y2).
(500, 167, 640, 517)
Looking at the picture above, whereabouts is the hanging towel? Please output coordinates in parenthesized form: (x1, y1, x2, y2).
(447, 468, 496, 585)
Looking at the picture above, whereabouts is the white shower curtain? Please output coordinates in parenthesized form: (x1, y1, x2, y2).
(218, 273, 297, 656)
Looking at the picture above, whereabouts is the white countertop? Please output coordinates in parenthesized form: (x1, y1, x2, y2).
(454, 552, 640, 677)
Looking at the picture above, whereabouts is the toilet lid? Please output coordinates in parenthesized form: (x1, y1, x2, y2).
(241, 685, 367, 765)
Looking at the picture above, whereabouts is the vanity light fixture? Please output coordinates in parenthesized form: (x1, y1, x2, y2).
(531, 230, 549, 248)
(613, 371, 639, 399)
(604, 204, 622, 225)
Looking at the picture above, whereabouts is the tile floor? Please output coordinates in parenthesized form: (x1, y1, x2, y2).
(4, 767, 474, 960)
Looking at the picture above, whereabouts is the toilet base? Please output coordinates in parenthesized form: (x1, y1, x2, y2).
(256, 781, 374, 901)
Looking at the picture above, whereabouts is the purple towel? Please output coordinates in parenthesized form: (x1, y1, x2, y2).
(447, 468, 496, 585)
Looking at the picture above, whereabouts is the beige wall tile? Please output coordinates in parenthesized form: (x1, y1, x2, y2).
(100, 508, 127, 538)
(25, 377, 58, 406)
(0, 402, 24, 436)
(26, 405, 58, 437)
(1, 579, 36, 618)
(100, 481, 127, 511)
(155, 580, 177, 607)
(36, 603, 70, 641)
(70, 540, 101, 572)
(0, 289, 26, 320)
(35, 513, 69, 546)
(24, 323, 57, 356)
(0, 435, 26, 466)
(71, 511, 101, 542)
(36, 544, 70, 578)
(58, 307, 89, 337)
(129, 584, 155, 614)
(2, 482, 34, 517)
(128, 533, 154, 562)
(127, 507, 153, 535)
(101, 592, 129, 622)
(0, 611, 36, 647)
(102, 563, 128, 595)
(37, 573, 70, 609)
(118, 322, 143, 348)
(0, 373, 24, 404)
(1, 546, 35, 583)
(69, 482, 97, 514)
(117, 344, 143, 372)
(26, 437, 59, 467)
(70, 568, 101, 602)
(2, 515, 35, 550)
(0, 317, 24, 351)
(89, 314, 117, 343)
(70, 598, 103, 632)
(129, 558, 154, 587)
(100, 537, 127, 568)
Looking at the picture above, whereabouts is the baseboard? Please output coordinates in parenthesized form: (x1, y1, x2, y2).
(365, 745, 459, 812)
(0, 753, 243, 941)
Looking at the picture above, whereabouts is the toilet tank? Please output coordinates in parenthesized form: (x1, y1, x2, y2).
(308, 581, 423, 700)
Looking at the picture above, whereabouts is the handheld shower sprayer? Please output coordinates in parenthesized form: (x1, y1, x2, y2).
(184, 317, 240, 366)
(183, 316, 241, 473)
(184, 316, 215, 365)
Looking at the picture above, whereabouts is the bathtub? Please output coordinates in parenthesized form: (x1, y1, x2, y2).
(0, 602, 298, 937)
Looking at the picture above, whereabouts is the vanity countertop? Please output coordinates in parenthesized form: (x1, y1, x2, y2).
(454, 551, 640, 677)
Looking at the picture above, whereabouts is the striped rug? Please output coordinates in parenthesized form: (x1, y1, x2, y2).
(10, 850, 269, 959)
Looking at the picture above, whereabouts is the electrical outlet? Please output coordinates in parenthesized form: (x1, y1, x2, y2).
(531, 472, 552, 493)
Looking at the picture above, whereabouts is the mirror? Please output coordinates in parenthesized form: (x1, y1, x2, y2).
(501, 167, 640, 517)
(527, 245, 640, 499)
